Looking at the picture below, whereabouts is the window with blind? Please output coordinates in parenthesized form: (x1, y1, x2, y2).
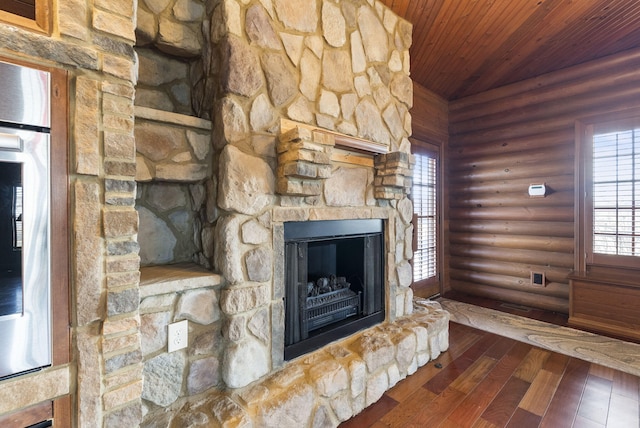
(411, 150, 438, 287)
(583, 118, 640, 269)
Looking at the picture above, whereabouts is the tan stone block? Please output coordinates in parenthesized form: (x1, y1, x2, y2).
(103, 365, 142, 392)
(103, 208, 138, 238)
(77, 330, 101, 426)
(280, 161, 318, 178)
(278, 149, 331, 165)
(102, 53, 136, 82)
(74, 180, 103, 325)
(92, 9, 135, 42)
(316, 165, 332, 179)
(103, 113, 134, 132)
(103, 316, 140, 336)
(103, 81, 135, 98)
(308, 207, 372, 221)
(107, 255, 140, 274)
(272, 207, 310, 222)
(102, 332, 140, 354)
(58, 0, 89, 40)
(382, 175, 405, 187)
(0, 366, 70, 415)
(95, 0, 134, 16)
(279, 126, 312, 143)
(104, 131, 135, 161)
(106, 271, 140, 289)
(103, 380, 143, 411)
(277, 178, 322, 196)
(312, 130, 336, 147)
(74, 77, 100, 175)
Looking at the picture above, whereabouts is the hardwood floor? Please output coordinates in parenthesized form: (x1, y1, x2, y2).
(339, 322, 640, 428)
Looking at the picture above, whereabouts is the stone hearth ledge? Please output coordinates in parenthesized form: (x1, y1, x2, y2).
(169, 300, 449, 427)
(140, 263, 223, 298)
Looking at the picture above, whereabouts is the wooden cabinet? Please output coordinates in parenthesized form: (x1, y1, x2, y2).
(569, 271, 640, 342)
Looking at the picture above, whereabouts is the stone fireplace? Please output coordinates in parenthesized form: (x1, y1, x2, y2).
(131, 1, 450, 427)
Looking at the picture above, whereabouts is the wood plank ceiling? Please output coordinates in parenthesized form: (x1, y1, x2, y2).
(381, 0, 640, 100)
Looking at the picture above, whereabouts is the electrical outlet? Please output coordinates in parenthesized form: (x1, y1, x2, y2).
(531, 271, 546, 287)
(168, 320, 188, 352)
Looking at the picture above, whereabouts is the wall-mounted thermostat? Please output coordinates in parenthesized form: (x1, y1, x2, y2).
(528, 183, 546, 197)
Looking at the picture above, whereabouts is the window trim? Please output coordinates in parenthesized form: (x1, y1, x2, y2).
(410, 142, 441, 293)
(576, 115, 640, 273)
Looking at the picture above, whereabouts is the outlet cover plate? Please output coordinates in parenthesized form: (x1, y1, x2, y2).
(168, 320, 188, 352)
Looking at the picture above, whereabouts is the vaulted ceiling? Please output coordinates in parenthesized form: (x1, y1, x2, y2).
(381, 0, 640, 100)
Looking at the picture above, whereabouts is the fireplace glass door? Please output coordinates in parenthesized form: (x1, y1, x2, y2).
(284, 219, 384, 360)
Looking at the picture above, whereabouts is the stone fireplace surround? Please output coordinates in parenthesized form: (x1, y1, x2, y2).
(132, 1, 451, 426)
(137, 119, 451, 426)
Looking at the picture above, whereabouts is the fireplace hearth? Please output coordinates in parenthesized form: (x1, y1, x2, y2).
(284, 219, 385, 360)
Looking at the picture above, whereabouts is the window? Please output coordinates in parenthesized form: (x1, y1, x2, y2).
(581, 117, 640, 270)
(0, 0, 50, 34)
(12, 184, 22, 249)
(411, 144, 440, 295)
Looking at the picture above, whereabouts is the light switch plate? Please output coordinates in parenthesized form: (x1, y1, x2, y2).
(168, 320, 188, 352)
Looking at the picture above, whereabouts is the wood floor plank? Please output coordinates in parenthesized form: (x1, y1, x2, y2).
(473, 417, 501, 428)
(539, 357, 590, 428)
(576, 374, 613, 426)
(446, 355, 524, 427)
(513, 347, 551, 382)
(606, 392, 640, 428)
(480, 377, 531, 426)
(339, 394, 398, 428)
(409, 387, 466, 427)
(541, 351, 569, 375)
(483, 335, 516, 360)
(425, 356, 476, 395)
(380, 387, 437, 427)
(459, 331, 502, 361)
(386, 359, 449, 402)
(573, 414, 605, 428)
(505, 408, 541, 427)
(589, 363, 615, 381)
(612, 369, 640, 400)
(450, 355, 498, 394)
(518, 369, 563, 416)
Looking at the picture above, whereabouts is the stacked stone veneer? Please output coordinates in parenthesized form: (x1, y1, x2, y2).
(137, 0, 427, 426)
(0, 1, 450, 428)
(374, 151, 415, 199)
(0, 0, 145, 426)
(277, 127, 335, 196)
(170, 300, 449, 427)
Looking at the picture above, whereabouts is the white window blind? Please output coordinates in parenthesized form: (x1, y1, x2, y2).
(412, 153, 437, 282)
(592, 128, 639, 257)
(13, 185, 22, 249)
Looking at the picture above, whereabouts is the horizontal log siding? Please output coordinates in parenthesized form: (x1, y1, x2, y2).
(447, 48, 640, 313)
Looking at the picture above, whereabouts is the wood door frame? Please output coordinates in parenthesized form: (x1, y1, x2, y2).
(410, 139, 443, 298)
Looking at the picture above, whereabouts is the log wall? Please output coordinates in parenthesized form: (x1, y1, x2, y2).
(447, 48, 640, 313)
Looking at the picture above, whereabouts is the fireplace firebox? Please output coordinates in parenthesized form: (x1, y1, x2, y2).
(284, 219, 385, 360)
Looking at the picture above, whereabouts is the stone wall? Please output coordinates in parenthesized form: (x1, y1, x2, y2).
(0, 1, 449, 427)
(0, 0, 144, 426)
(135, 0, 422, 426)
(171, 300, 449, 428)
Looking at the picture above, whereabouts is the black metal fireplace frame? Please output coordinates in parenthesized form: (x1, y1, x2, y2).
(283, 219, 385, 360)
